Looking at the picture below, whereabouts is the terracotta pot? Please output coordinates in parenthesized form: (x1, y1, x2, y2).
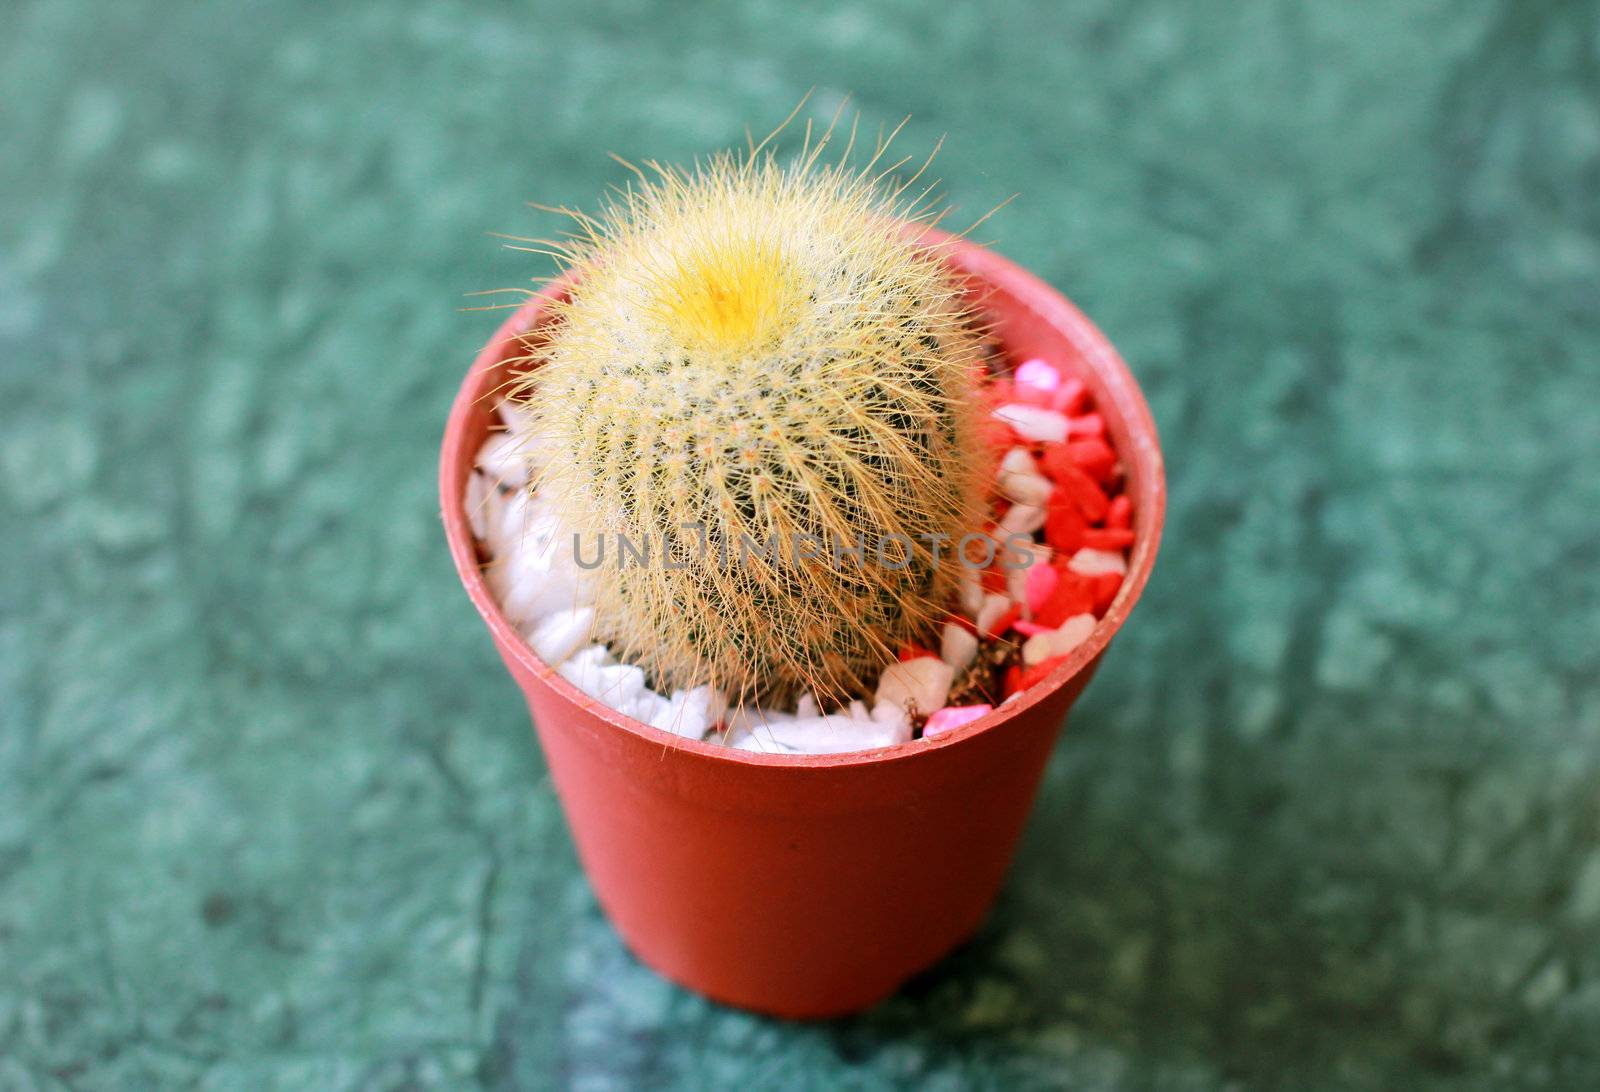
(440, 230, 1165, 1018)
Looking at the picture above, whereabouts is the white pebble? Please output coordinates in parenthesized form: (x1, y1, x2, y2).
(476, 480, 506, 542)
(650, 685, 726, 739)
(1054, 612, 1097, 651)
(591, 663, 647, 707)
(497, 397, 534, 434)
(483, 487, 531, 562)
(993, 403, 1069, 444)
(488, 493, 595, 627)
(724, 705, 795, 737)
(869, 700, 913, 740)
(958, 568, 985, 616)
(526, 606, 595, 666)
(999, 502, 1046, 536)
(1020, 613, 1097, 665)
(1006, 566, 1029, 608)
(1020, 633, 1053, 666)
(722, 706, 800, 753)
(764, 713, 908, 754)
(465, 471, 490, 541)
(940, 622, 979, 673)
(621, 688, 671, 727)
(875, 657, 954, 716)
(496, 398, 555, 479)
(1000, 471, 1053, 507)
(1067, 547, 1128, 577)
(996, 449, 1053, 506)
(557, 646, 648, 712)
(999, 447, 1038, 478)
(555, 645, 612, 692)
(476, 431, 528, 489)
(725, 725, 790, 753)
(975, 591, 1013, 637)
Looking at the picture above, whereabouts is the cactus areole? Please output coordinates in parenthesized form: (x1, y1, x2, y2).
(508, 150, 989, 707)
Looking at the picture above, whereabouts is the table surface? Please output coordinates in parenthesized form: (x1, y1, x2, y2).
(4, 1, 1598, 1088)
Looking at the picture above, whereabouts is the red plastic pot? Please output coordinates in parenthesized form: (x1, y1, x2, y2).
(440, 230, 1165, 1018)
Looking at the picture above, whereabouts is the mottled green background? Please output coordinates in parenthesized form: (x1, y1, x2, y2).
(3, 0, 1598, 1088)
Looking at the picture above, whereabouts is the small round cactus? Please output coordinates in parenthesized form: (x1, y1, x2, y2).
(511, 143, 988, 706)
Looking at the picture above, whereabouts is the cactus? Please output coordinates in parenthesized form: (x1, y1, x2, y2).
(509, 140, 988, 707)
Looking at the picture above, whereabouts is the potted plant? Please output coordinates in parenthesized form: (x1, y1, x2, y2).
(440, 136, 1164, 1017)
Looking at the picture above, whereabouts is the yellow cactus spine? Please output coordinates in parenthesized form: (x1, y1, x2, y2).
(511, 131, 988, 707)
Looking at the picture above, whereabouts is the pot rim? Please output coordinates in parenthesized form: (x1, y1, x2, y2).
(440, 228, 1165, 769)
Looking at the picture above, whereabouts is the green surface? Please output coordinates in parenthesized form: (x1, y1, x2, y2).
(3, 0, 1598, 1088)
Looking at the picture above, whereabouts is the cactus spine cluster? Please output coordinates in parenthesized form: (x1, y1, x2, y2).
(511, 137, 987, 706)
